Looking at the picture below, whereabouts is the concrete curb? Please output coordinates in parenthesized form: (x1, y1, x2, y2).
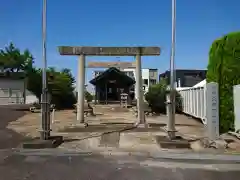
(11, 148, 240, 164)
(98, 150, 240, 163)
(148, 151, 240, 163)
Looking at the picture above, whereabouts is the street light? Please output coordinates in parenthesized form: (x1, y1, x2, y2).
(40, 0, 51, 140)
(167, 0, 177, 139)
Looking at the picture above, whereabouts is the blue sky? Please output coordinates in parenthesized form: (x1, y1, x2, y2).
(0, 0, 240, 85)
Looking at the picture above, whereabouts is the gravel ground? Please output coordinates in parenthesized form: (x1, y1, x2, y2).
(3, 105, 240, 153)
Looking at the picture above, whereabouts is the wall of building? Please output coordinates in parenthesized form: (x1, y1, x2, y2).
(25, 90, 39, 104)
(159, 69, 207, 88)
(123, 68, 158, 99)
(0, 79, 25, 105)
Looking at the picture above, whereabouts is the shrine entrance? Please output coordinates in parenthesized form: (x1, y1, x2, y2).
(58, 46, 160, 126)
(89, 67, 135, 104)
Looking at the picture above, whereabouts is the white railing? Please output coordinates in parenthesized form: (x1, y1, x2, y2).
(233, 85, 240, 132)
(177, 82, 220, 139)
(177, 85, 206, 124)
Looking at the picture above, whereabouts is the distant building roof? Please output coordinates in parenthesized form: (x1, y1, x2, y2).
(90, 67, 135, 86)
(159, 69, 207, 75)
(159, 69, 207, 88)
(0, 72, 25, 80)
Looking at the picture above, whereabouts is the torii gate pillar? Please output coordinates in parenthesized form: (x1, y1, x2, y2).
(77, 54, 86, 123)
(135, 54, 145, 124)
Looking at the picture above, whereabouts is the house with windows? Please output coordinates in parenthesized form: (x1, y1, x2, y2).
(0, 72, 39, 105)
(122, 68, 158, 94)
(0, 72, 26, 105)
(159, 69, 207, 88)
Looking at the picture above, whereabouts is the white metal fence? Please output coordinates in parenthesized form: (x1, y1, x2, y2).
(178, 82, 240, 135)
(177, 85, 207, 124)
(177, 82, 220, 139)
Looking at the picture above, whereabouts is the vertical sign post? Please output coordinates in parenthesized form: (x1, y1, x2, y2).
(206, 82, 219, 140)
(233, 85, 240, 132)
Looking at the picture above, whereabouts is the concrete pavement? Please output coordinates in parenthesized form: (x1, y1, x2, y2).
(14, 148, 240, 164)
(2, 105, 240, 179)
(0, 149, 240, 180)
(6, 106, 240, 153)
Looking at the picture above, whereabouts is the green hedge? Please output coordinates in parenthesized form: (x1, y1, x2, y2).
(207, 32, 240, 133)
(85, 91, 93, 102)
(145, 78, 182, 114)
(75, 91, 94, 102)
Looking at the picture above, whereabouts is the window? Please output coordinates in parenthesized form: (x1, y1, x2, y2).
(184, 76, 202, 87)
(143, 79, 148, 85)
(149, 70, 157, 78)
(150, 79, 157, 85)
(0, 88, 10, 97)
(149, 71, 154, 78)
(128, 71, 134, 77)
(95, 71, 103, 77)
(124, 71, 134, 78)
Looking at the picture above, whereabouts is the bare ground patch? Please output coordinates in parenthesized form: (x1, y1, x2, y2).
(5, 104, 240, 153)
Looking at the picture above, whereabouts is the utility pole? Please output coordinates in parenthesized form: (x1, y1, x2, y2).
(167, 0, 177, 139)
(116, 57, 120, 70)
(40, 0, 50, 140)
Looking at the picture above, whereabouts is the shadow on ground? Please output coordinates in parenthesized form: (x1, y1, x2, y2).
(0, 105, 33, 149)
(58, 122, 168, 133)
(58, 124, 133, 133)
(155, 135, 191, 149)
(62, 130, 121, 148)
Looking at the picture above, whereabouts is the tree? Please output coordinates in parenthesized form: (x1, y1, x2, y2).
(145, 78, 182, 113)
(1, 43, 77, 109)
(32, 67, 77, 109)
(27, 68, 42, 99)
(26, 67, 77, 109)
(207, 31, 240, 133)
(84, 91, 93, 102)
(0, 42, 34, 72)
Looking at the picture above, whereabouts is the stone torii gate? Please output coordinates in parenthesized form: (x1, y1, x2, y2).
(58, 46, 160, 126)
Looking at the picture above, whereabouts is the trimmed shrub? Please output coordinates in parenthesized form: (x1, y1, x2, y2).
(76, 91, 94, 102)
(207, 32, 240, 133)
(145, 78, 182, 114)
(85, 91, 93, 102)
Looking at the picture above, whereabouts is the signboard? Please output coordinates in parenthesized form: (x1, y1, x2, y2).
(233, 85, 240, 132)
(87, 61, 136, 68)
(206, 82, 219, 140)
(58, 46, 160, 56)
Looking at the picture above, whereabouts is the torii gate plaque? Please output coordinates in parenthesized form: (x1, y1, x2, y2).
(58, 46, 160, 126)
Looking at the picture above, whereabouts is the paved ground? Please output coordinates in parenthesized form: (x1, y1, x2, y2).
(5, 105, 240, 151)
(0, 105, 32, 149)
(3, 104, 240, 153)
(0, 149, 240, 180)
(4, 105, 201, 151)
(1, 105, 240, 179)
